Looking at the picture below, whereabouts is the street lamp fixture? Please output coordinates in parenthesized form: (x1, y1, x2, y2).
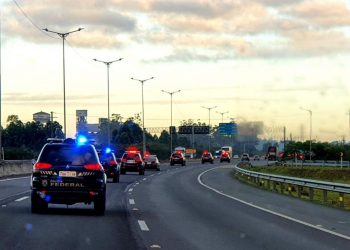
(93, 58, 123, 146)
(300, 107, 312, 160)
(162, 89, 181, 155)
(43, 27, 84, 138)
(131, 77, 155, 156)
(216, 111, 229, 123)
(202, 106, 217, 152)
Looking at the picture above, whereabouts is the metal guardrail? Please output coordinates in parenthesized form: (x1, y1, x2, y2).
(235, 165, 350, 194)
(282, 160, 350, 167)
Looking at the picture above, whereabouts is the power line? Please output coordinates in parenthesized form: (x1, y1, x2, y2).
(11, 0, 58, 39)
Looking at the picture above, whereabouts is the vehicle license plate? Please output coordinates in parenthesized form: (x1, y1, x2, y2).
(59, 171, 77, 177)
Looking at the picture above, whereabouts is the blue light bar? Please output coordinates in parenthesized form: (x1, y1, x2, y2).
(76, 135, 88, 145)
(105, 147, 112, 154)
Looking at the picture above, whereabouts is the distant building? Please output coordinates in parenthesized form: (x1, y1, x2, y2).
(76, 110, 88, 133)
(33, 111, 50, 124)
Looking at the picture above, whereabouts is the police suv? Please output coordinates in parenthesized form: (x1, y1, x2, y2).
(31, 136, 107, 215)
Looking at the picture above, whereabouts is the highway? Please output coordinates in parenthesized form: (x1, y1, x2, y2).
(1, 160, 350, 249)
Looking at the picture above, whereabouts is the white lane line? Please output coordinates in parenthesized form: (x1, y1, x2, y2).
(129, 188, 133, 192)
(129, 199, 135, 205)
(0, 176, 30, 182)
(2, 205, 6, 207)
(197, 167, 350, 241)
(15, 196, 29, 202)
(138, 220, 150, 231)
(143, 178, 147, 181)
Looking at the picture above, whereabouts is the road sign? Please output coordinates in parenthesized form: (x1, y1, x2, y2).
(178, 126, 210, 134)
(218, 123, 237, 135)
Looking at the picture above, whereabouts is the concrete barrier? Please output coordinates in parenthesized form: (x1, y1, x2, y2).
(0, 160, 33, 178)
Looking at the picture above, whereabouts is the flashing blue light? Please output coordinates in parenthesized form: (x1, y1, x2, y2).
(105, 147, 112, 154)
(77, 135, 88, 145)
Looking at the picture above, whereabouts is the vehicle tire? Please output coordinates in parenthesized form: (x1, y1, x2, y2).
(121, 170, 126, 175)
(94, 191, 106, 215)
(139, 169, 145, 175)
(156, 167, 160, 171)
(31, 191, 48, 214)
(201, 161, 204, 164)
(170, 162, 174, 166)
(113, 173, 120, 183)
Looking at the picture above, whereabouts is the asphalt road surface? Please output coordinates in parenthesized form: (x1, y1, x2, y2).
(1, 160, 350, 249)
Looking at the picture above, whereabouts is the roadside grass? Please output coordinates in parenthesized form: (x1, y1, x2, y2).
(232, 171, 350, 210)
(244, 165, 350, 184)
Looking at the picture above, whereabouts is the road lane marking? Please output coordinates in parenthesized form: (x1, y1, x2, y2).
(129, 188, 133, 192)
(197, 167, 350, 241)
(0, 176, 30, 182)
(138, 220, 150, 231)
(15, 196, 29, 202)
(143, 178, 147, 181)
(1, 205, 6, 207)
(129, 199, 135, 205)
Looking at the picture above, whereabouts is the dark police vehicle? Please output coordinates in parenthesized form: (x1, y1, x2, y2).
(98, 148, 120, 183)
(31, 136, 107, 215)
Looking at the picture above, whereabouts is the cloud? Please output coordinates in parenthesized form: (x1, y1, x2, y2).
(286, 0, 350, 28)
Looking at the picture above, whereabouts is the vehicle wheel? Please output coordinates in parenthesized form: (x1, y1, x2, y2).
(139, 169, 145, 175)
(113, 173, 120, 183)
(94, 191, 106, 215)
(156, 168, 160, 171)
(31, 191, 48, 214)
(211, 161, 214, 164)
(201, 161, 204, 164)
(121, 170, 126, 175)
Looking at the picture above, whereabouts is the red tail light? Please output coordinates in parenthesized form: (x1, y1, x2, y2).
(122, 158, 127, 163)
(84, 163, 103, 171)
(109, 160, 117, 165)
(34, 162, 52, 169)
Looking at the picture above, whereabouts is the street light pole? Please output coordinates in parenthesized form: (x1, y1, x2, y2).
(131, 77, 154, 156)
(162, 90, 181, 155)
(202, 106, 217, 152)
(93, 58, 123, 145)
(43, 27, 84, 138)
(300, 107, 312, 160)
(216, 111, 229, 123)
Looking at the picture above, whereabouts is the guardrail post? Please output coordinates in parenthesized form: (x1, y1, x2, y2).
(297, 186, 301, 198)
(280, 182, 284, 194)
(323, 190, 327, 203)
(288, 186, 292, 195)
(339, 193, 344, 208)
(273, 181, 277, 192)
(309, 188, 314, 201)
(267, 180, 271, 190)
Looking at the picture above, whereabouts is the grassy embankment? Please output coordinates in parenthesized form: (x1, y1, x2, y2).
(234, 164, 350, 210)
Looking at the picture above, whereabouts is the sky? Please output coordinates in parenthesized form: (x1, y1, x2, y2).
(1, 0, 350, 141)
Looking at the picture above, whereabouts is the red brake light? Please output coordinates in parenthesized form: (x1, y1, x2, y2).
(84, 163, 103, 171)
(34, 162, 52, 169)
(109, 160, 117, 165)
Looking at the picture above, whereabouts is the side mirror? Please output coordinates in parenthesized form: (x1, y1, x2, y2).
(31, 159, 36, 165)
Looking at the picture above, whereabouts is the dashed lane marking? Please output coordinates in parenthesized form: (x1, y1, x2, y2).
(197, 166, 350, 241)
(138, 220, 150, 231)
(129, 199, 135, 205)
(15, 196, 29, 202)
(128, 188, 133, 192)
(143, 178, 147, 181)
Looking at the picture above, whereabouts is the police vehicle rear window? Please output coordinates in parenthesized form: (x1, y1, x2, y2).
(123, 153, 141, 161)
(39, 145, 98, 165)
